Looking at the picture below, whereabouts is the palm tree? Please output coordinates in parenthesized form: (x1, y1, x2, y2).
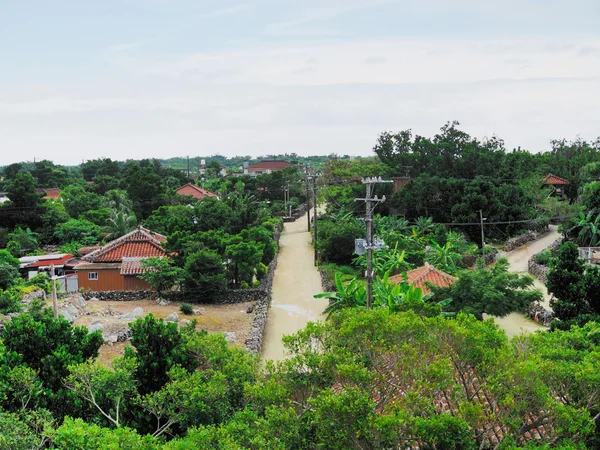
(105, 209, 137, 240)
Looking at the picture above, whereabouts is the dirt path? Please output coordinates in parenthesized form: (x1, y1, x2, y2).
(261, 215, 328, 362)
(484, 226, 559, 338)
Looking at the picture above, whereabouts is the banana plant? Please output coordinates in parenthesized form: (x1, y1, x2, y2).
(315, 273, 366, 318)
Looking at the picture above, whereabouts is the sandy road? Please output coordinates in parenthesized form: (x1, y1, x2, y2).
(483, 226, 559, 338)
(261, 215, 328, 362)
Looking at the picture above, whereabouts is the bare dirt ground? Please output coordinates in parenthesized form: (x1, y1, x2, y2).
(48, 298, 254, 365)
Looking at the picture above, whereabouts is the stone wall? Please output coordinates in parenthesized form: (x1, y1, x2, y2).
(82, 290, 155, 301)
(528, 238, 562, 284)
(462, 247, 500, 268)
(503, 228, 549, 253)
(244, 223, 282, 354)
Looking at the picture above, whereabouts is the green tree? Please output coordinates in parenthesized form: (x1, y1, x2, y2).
(54, 218, 102, 246)
(547, 242, 600, 327)
(569, 210, 600, 247)
(65, 358, 137, 428)
(6, 227, 39, 256)
(139, 257, 185, 297)
(104, 208, 137, 240)
(1, 310, 103, 416)
(431, 258, 541, 320)
(6, 172, 41, 208)
(61, 184, 103, 219)
(0, 249, 20, 290)
(224, 240, 263, 288)
(124, 314, 195, 396)
(183, 249, 227, 302)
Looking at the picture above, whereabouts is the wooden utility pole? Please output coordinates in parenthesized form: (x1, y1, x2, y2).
(479, 210, 486, 248)
(187, 156, 190, 178)
(305, 168, 311, 232)
(313, 177, 318, 266)
(51, 264, 58, 319)
(355, 177, 392, 309)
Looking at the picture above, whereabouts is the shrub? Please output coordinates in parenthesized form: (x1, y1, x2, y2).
(535, 250, 552, 266)
(180, 303, 193, 315)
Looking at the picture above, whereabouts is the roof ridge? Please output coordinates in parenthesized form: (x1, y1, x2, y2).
(82, 227, 165, 262)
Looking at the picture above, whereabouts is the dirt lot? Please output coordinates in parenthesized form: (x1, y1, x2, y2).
(50, 297, 254, 366)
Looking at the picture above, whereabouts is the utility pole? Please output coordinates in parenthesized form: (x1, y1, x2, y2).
(313, 176, 318, 265)
(355, 177, 392, 309)
(187, 156, 190, 178)
(479, 210, 486, 248)
(305, 167, 311, 232)
(50, 264, 58, 319)
(283, 184, 288, 217)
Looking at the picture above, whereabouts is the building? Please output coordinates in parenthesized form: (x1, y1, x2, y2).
(391, 177, 410, 193)
(176, 183, 219, 200)
(76, 227, 169, 291)
(388, 262, 456, 294)
(245, 160, 294, 177)
(19, 253, 76, 279)
(542, 173, 570, 199)
(37, 187, 61, 199)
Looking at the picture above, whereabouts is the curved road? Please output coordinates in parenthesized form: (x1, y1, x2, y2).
(483, 226, 559, 338)
(261, 215, 328, 362)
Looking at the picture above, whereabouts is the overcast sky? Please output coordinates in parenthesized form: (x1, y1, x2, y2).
(1, 0, 599, 165)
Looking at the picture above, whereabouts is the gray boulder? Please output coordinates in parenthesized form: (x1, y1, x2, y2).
(165, 312, 179, 323)
(60, 310, 74, 323)
(92, 318, 102, 325)
(193, 309, 203, 316)
(132, 307, 144, 317)
(180, 319, 191, 327)
(158, 299, 171, 306)
(117, 329, 132, 342)
(88, 323, 104, 334)
(65, 304, 79, 317)
(72, 295, 87, 308)
(120, 313, 134, 319)
(224, 332, 237, 343)
(22, 289, 47, 304)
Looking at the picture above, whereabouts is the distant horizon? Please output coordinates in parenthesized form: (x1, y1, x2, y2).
(2, 1, 599, 166)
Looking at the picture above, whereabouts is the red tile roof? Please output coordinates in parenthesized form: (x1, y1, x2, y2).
(248, 160, 293, 172)
(37, 188, 61, 199)
(542, 173, 570, 186)
(388, 263, 456, 294)
(120, 257, 147, 275)
(82, 227, 168, 263)
(176, 183, 219, 200)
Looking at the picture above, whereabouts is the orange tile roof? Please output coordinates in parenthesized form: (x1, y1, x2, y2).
(388, 263, 456, 294)
(37, 188, 61, 199)
(542, 173, 570, 186)
(82, 227, 168, 263)
(176, 183, 219, 200)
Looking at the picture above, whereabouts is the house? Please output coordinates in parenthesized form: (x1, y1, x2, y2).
(37, 187, 61, 199)
(0, 192, 9, 204)
(542, 173, 570, 199)
(388, 262, 456, 294)
(176, 183, 219, 200)
(245, 160, 294, 177)
(19, 253, 76, 279)
(76, 227, 169, 291)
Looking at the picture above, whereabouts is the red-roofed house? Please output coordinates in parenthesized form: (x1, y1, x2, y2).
(37, 188, 61, 199)
(388, 262, 456, 294)
(76, 226, 169, 291)
(542, 173, 570, 199)
(246, 160, 293, 176)
(176, 183, 219, 200)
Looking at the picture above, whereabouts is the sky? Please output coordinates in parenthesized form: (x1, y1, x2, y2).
(0, 0, 599, 165)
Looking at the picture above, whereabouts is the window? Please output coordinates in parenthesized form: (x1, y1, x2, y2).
(88, 272, 98, 280)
